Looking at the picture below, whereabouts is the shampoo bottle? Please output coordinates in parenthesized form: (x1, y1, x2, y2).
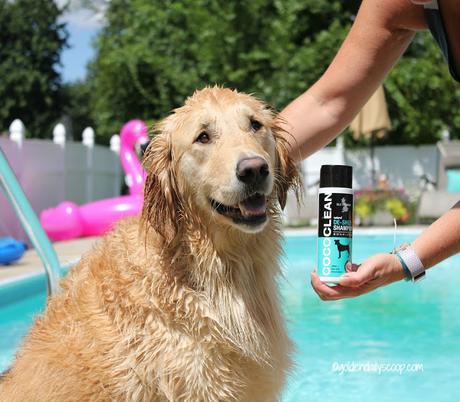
(317, 165, 353, 285)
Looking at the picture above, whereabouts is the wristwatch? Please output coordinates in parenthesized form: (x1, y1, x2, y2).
(393, 243, 426, 283)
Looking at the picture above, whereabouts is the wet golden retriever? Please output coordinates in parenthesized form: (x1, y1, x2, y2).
(0, 87, 299, 401)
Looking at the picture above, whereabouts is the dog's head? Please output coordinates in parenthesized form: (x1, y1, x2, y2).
(142, 87, 299, 244)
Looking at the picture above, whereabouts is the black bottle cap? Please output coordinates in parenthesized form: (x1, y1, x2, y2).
(320, 165, 353, 188)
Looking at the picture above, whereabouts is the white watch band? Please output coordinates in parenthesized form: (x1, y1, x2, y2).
(397, 245, 426, 282)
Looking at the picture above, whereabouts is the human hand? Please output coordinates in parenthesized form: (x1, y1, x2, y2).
(310, 253, 407, 301)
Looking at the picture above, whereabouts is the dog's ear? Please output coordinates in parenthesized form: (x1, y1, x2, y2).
(141, 121, 181, 245)
(272, 124, 301, 210)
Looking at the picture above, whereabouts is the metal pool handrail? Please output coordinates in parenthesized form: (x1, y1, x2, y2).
(0, 148, 61, 296)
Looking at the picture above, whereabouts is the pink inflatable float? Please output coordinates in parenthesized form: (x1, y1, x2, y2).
(120, 120, 148, 196)
(40, 120, 149, 241)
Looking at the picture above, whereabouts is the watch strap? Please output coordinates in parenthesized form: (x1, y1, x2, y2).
(395, 253, 412, 281)
(396, 245, 426, 282)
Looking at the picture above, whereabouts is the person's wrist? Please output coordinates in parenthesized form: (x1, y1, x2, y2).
(392, 253, 412, 281)
(393, 243, 426, 282)
(411, 241, 428, 269)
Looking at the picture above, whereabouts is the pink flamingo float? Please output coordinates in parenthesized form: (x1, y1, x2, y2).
(40, 120, 149, 241)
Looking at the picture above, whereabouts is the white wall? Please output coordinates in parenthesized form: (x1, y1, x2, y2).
(284, 144, 438, 225)
(0, 138, 122, 240)
(345, 144, 437, 193)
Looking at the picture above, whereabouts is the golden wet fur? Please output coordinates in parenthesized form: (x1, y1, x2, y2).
(0, 87, 300, 401)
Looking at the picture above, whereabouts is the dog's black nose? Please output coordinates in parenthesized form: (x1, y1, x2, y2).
(236, 157, 269, 185)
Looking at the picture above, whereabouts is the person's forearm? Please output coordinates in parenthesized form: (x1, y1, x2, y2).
(279, 26, 413, 161)
(278, 83, 379, 161)
(278, 89, 351, 161)
(278, 0, 422, 161)
(412, 201, 460, 269)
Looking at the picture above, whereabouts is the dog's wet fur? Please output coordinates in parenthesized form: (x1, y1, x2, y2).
(0, 87, 300, 401)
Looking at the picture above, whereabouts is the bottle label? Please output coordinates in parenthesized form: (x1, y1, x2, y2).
(317, 190, 353, 280)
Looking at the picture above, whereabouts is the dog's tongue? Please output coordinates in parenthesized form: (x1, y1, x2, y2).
(239, 194, 267, 217)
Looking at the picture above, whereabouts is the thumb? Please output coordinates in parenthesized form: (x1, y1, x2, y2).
(339, 263, 374, 288)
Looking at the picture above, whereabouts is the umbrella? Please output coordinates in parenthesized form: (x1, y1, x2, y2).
(349, 85, 391, 187)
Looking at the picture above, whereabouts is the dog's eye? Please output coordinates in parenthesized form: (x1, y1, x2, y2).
(195, 131, 210, 144)
(250, 119, 262, 132)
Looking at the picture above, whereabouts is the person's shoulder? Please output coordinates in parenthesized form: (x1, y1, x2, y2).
(360, 0, 427, 32)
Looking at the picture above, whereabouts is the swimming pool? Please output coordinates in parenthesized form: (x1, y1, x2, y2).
(281, 233, 460, 402)
(1, 233, 459, 401)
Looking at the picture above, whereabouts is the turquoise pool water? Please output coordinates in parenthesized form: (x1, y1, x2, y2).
(281, 233, 460, 402)
(1, 233, 459, 402)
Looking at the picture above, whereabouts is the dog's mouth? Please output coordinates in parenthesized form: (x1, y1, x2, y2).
(210, 193, 268, 226)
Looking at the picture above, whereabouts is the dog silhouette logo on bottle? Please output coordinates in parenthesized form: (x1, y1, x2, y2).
(317, 165, 353, 285)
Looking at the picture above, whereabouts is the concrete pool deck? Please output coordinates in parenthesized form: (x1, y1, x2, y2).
(0, 225, 427, 285)
(0, 237, 99, 284)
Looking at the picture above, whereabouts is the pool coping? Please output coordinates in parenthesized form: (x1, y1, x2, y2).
(0, 237, 98, 288)
(0, 261, 76, 286)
